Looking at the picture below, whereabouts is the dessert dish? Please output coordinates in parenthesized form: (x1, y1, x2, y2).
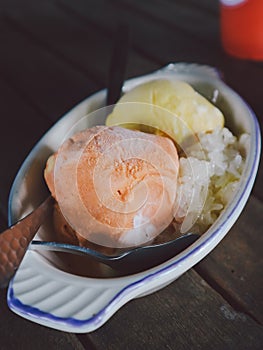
(7, 63, 260, 333)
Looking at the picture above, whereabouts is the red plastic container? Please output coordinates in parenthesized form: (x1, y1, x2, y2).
(220, 0, 263, 60)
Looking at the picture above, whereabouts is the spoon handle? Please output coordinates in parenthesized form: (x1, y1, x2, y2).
(106, 23, 130, 105)
(0, 196, 53, 288)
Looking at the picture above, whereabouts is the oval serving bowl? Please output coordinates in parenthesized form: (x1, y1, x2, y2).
(7, 63, 261, 333)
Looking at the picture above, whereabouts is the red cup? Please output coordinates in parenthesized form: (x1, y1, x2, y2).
(220, 0, 263, 60)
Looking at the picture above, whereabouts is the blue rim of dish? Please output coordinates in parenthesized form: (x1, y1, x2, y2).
(7, 81, 261, 332)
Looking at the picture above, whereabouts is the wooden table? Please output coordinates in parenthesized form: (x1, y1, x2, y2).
(0, 0, 262, 349)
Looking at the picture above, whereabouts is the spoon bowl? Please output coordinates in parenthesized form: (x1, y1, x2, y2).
(30, 233, 200, 274)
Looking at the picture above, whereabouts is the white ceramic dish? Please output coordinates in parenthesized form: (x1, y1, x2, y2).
(7, 63, 261, 333)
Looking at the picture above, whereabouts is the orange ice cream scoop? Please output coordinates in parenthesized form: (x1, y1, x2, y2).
(44, 126, 179, 248)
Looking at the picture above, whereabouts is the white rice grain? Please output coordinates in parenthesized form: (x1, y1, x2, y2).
(173, 127, 249, 234)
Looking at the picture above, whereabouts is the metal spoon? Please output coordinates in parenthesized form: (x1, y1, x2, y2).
(0, 196, 199, 286)
(0, 196, 54, 287)
(30, 232, 199, 274)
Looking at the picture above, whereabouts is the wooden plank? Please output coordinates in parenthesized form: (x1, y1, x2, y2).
(56, 0, 219, 65)
(161, 0, 219, 15)
(0, 15, 99, 122)
(87, 269, 263, 350)
(1, 0, 158, 86)
(195, 195, 263, 324)
(55, 0, 159, 78)
(0, 78, 51, 217)
(0, 213, 7, 230)
(0, 288, 85, 350)
(253, 161, 263, 202)
(185, 0, 220, 13)
(168, 0, 220, 15)
(113, 0, 221, 45)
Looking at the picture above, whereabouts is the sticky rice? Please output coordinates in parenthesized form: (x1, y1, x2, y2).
(174, 127, 249, 234)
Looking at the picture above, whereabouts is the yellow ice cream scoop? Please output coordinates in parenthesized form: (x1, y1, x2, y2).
(106, 79, 224, 145)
